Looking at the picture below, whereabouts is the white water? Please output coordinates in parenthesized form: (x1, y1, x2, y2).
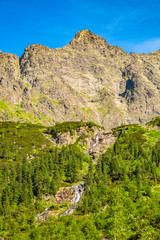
(36, 182, 84, 220)
(36, 209, 51, 220)
(92, 134, 99, 148)
(90, 131, 103, 151)
(63, 182, 84, 216)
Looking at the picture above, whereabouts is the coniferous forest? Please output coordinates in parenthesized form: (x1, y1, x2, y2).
(0, 118, 160, 239)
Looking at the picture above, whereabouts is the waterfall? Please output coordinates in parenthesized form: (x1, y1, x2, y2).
(36, 183, 85, 220)
(63, 182, 84, 216)
(35, 209, 51, 220)
(92, 134, 99, 148)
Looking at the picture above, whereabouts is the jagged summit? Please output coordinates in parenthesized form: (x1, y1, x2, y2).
(72, 29, 106, 42)
(74, 29, 93, 39)
(68, 29, 109, 50)
(0, 30, 160, 128)
(21, 30, 107, 55)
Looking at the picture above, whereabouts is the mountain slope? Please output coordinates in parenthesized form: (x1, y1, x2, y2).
(0, 119, 160, 239)
(0, 30, 160, 128)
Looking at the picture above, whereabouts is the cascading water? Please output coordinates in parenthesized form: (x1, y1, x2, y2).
(92, 134, 99, 148)
(63, 182, 84, 216)
(36, 182, 85, 220)
(91, 131, 103, 150)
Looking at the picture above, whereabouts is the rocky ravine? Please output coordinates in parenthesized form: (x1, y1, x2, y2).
(0, 29, 160, 129)
(45, 125, 116, 160)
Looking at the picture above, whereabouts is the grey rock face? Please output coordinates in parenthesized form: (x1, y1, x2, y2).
(0, 30, 160, 128)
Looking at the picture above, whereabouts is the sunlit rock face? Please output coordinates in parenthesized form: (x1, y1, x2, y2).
(0, 30, 160, 128)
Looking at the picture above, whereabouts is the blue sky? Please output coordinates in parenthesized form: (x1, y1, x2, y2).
(0, 0, 160, 56)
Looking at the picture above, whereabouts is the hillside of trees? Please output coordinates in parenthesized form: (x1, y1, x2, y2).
(0, 119, 160, 239)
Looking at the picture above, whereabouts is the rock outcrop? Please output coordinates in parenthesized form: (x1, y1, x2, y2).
(45, 125, 116, 160)
(0, 30, 160, 128)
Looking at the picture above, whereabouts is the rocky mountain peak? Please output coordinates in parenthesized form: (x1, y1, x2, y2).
(68, 29, 109, 50)
(74, 29, 92, 38)
(0, 30, 160, 128)
(73, 29, 99, 41)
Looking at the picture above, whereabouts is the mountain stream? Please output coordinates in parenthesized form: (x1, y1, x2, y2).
(63, 182, 84, 216)
(36, 182, 84, 221)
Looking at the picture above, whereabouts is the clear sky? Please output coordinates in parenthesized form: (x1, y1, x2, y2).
(0, 0, 160, 56)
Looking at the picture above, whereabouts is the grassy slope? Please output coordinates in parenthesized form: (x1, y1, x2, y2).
(0, 121, 52, 162)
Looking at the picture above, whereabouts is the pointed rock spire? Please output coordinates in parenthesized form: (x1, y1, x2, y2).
(68, 29, 109, 50)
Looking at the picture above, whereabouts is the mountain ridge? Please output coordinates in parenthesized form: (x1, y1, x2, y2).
(0, 29, 160, 128)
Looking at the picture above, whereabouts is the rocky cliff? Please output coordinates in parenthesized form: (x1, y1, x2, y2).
(0, 29, 160, 129)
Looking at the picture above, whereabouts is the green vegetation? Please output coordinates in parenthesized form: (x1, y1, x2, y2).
(50, 99, 59, 105)
(47, 121, 103, 137)
(0, 121, 93, 239)
(143, 129, 160, 146)
(0, 121, 51, 162)
(0, 100, 9, 110)
(25, 83, 30, 87)
(147, 116, 160, 127)
(0, 120, 160, 239)
(75, 123, 160, 239)
(0, 99, 44, 124)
